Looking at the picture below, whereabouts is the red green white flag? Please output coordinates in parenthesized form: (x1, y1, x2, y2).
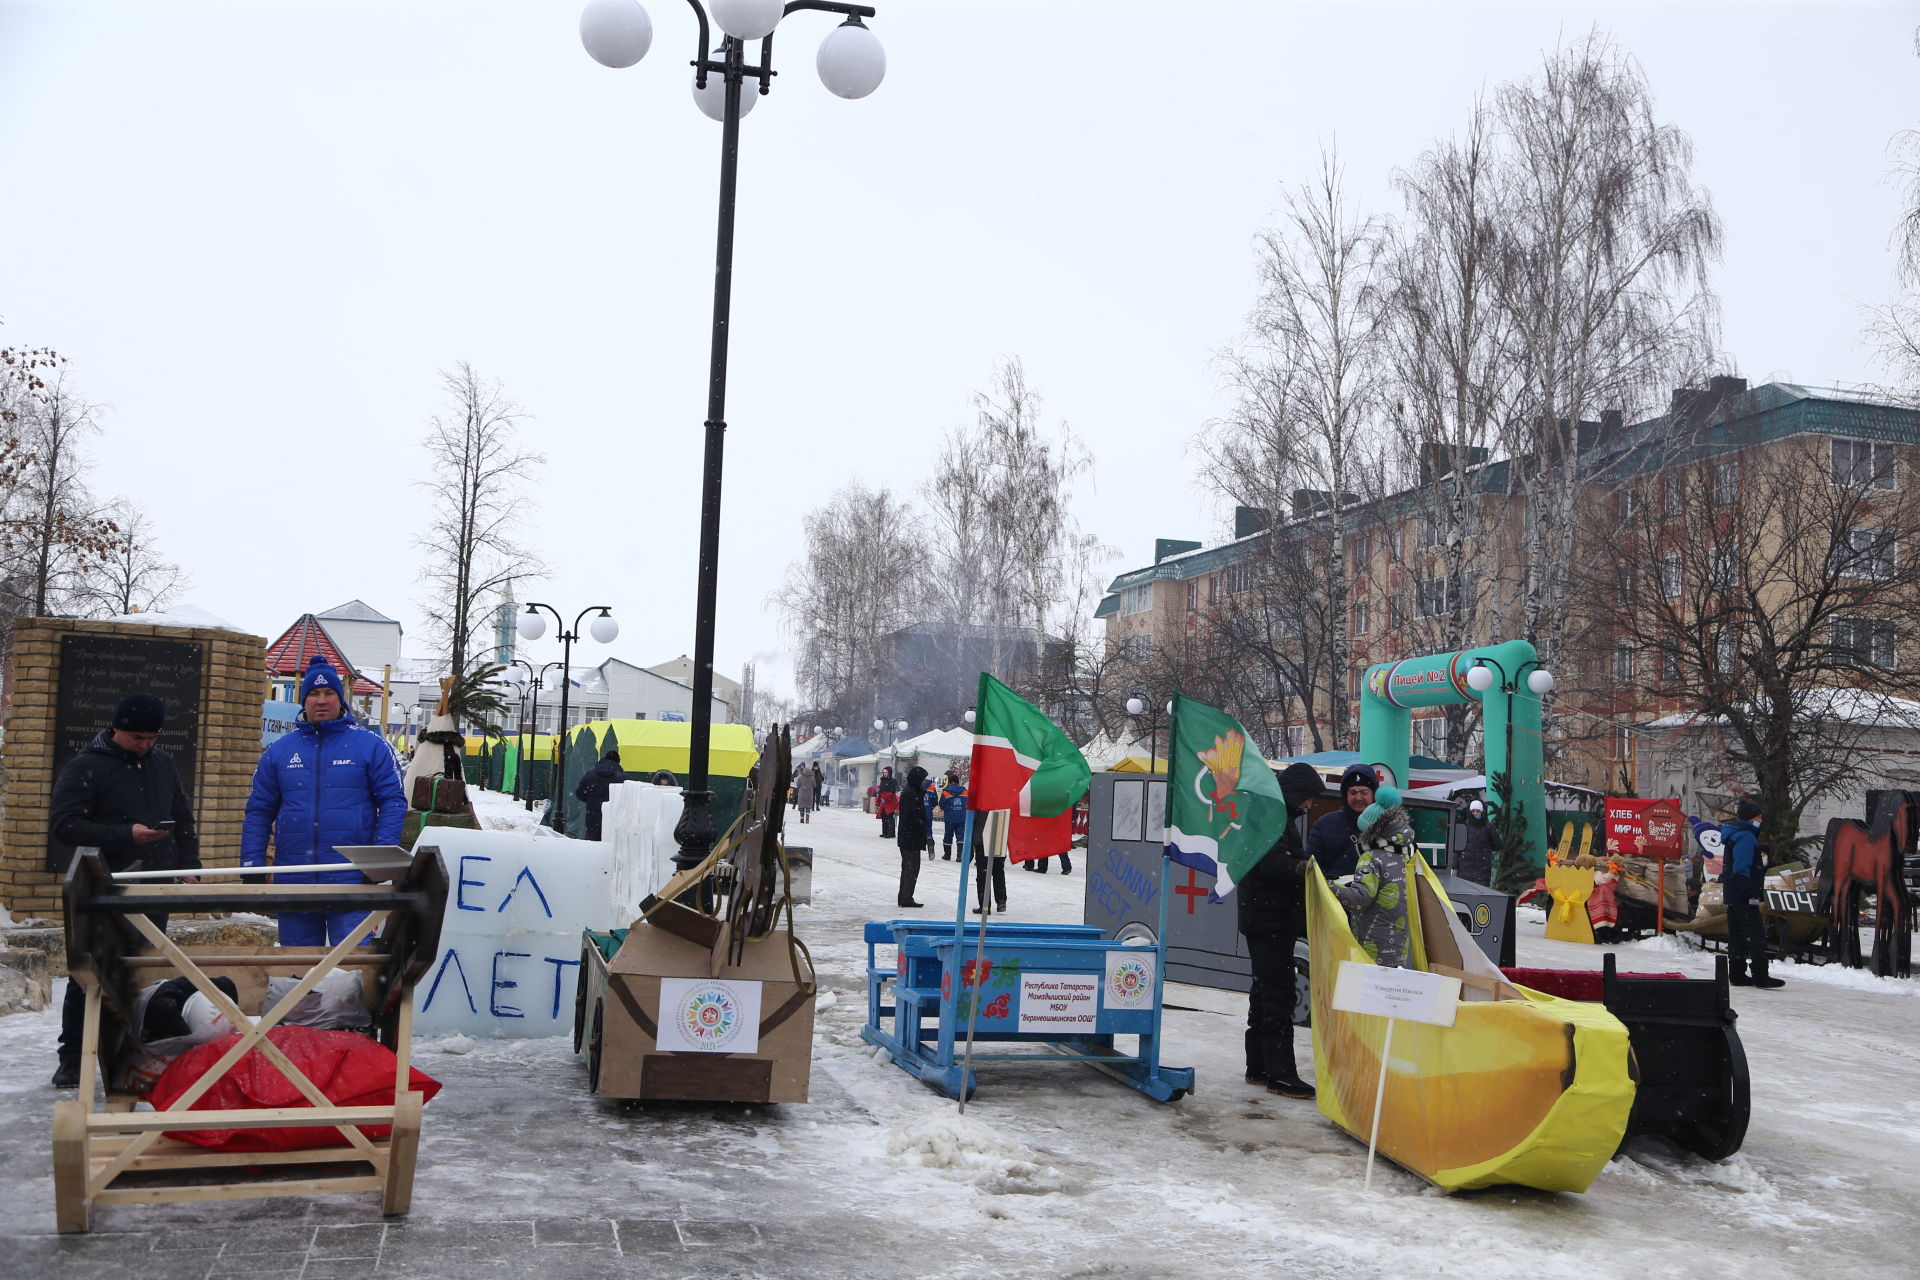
(967, 672, 1091, 862)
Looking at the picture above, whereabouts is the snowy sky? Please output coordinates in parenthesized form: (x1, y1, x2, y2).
(2, 1, 1913, 703)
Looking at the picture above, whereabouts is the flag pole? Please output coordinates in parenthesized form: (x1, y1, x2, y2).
(956, 808, 1001, 1115)
(952, 806, 973, 945)
(1153, 695, 1178, 1025)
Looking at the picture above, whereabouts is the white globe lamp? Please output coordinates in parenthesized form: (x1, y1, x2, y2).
(711, 0, 782, 41)
(1465, 663, 1494, 692)
(579, 0, 653, 68)
(1527, 669, 1556, 695)
(817, 20, 885, 99)
(518, 611, 548, 642)
(590, 611, 619, 644)
(1126, 697, 1145, 716)
(693, 66, 759, 121)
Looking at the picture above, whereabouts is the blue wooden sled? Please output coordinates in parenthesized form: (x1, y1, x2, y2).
(860, 812, 1194, 1103)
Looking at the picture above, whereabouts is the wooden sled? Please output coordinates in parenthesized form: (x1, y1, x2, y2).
(53, 849, 449, 1232)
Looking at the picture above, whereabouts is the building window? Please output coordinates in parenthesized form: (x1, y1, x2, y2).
(1121, 583, 1153, 614)
(1663, 472, 1684, 516)
(1834, 617, 1897, 669)
(1349, 668, 1363, 699)
(1614, 726, 1632, 760)
(1186, 580, 1197, 612)
(1617, 565, 1636, 606)
(1709, 545, 1737, 590)
(1387, 594, 1406, 631)
(1415, 575, 1451, 619)
(1412, 716, 1448, 761)
(1613, 644, 1634, 684)
(1350, 532, 1372, 574)
(1224, 560, 1255, 595)
(1833, 527, 1896, 579)
(1352, 599, 1370, 637)
(1121, 633, 1152, 663)
(1618, 485, 1637, 523)
(1712, 460, 1739, 506)
(1660, 554, 1682, 599)
(1659, 643, 1682, 683)
(1418, 510, 1441, 548)
(1714, 631, 1739, 675)
(1184, 634, 1196, 663)
(1285, 725, 1307, 757)
(1389, 528, 1405, 560)
(1832, 438, 1896, 490)
(1208, 574, 1221, 605)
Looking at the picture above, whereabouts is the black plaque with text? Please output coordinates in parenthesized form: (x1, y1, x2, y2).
(46, 634, 203, 872)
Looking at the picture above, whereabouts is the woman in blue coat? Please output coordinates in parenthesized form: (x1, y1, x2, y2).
(242, 654, 407, 946)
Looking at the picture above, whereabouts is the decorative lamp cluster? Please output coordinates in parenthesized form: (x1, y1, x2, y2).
(580, 0, 885, 102)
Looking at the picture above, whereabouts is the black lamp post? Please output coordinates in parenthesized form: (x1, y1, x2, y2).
(509, 658, 564, 811)
(579, 0, 886, 876)
(517, 604, 618, 833)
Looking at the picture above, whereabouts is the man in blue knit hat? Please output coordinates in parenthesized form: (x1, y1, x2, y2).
(242, 654, 406, 946)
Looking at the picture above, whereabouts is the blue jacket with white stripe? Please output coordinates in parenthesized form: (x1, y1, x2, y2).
(241, 714, 407, 883)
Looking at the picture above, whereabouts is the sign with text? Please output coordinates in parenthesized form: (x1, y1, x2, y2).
(656, 978, 763, 1055)
(1017, 972, 1099, 1033)
(415, 828, 614, 1038)
(50, 633, 202, 871)
(1331, 962, 1460, 1028)
(1604, 796, 1687, 860)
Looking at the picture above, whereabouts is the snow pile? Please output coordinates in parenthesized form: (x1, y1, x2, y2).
(815, 989, 838, 1012)
(426, 1033, 477, 1055)
(1773, 960, 1920, 996)
(884, 1109, 1069, 1195)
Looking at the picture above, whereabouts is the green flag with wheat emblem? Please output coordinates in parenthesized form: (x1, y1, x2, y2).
(1162, 692, 1287, 897)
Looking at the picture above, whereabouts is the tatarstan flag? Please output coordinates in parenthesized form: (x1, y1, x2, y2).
(968, 672, 1091, 862)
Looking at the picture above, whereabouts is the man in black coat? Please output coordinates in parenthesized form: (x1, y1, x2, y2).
(1303, 763, 1376, 878)
(573, 750, 627, 841)
(47, 693, 200, 1089)
(1238, 762, 1326, 1099)
(895, 765, 931, 908)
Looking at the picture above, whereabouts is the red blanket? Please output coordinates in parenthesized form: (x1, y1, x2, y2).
(148, 1024, 441, 1151)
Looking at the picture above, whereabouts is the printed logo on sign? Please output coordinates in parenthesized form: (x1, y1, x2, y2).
(677, 985, 742, 1049)
(1108, 957, 1150, 1004)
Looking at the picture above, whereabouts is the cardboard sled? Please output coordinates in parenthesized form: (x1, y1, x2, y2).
(577, 923, 815, 1104)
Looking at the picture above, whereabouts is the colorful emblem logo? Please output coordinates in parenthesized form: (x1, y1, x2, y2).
(1109, 957, 1151, 1004)
(677, 984, 743, 1049)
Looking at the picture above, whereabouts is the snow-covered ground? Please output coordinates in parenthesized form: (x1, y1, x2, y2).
(3, 795, 1915, 1278)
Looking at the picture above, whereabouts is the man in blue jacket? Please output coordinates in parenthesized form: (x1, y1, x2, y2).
(1304, 763, 1376, 877)
(1719, 799, 1783, 988)
(243, 654, 407, 947)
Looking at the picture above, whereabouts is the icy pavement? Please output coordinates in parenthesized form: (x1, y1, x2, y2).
(4, 799, 1917, 1278)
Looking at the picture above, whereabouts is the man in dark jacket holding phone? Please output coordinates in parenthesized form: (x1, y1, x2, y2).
(47, 692, 200, 1089)
(1238, 762, 1326, 1099)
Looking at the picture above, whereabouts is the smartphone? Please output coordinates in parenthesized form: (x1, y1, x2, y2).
(155, 820, 176, 830)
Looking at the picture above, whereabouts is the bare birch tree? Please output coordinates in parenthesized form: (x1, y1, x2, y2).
(78, 499, 188, 617)
(1201, 150, 1387, 748)
(776, 481, 930, 727)
(416, 363, 545, 685)
(924, 358, 1098, 679)
(1492, 32, 1720, 713)
(0, 378, 116, 622)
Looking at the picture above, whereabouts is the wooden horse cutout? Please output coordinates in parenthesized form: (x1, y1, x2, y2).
(1819, 795, 1915, 978)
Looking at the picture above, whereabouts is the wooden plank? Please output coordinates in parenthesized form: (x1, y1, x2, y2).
(92, 1143, 386, 1172)
(92, 1176, 385, 1206)
(116, 883, 400, 898)
(53, 1100, 90, 1233)
(123, 954, 388, 970)
(382, 1090, 423, 1216)
(87, 1106, 396, 1133)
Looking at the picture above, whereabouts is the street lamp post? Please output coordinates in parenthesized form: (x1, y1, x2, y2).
(508, 659, 565, 811)
(579, 0, 886, 878)
(518, 604, 619, 832)
(1126, 697, 1172, 772)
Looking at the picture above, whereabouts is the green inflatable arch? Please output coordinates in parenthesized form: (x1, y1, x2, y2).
(1356, 639, 1548, 870)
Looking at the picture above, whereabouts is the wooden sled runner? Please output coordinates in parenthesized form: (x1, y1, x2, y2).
(53, 848, 449, 1232)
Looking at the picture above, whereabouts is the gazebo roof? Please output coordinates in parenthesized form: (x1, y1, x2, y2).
(264, 614, 384, 697)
